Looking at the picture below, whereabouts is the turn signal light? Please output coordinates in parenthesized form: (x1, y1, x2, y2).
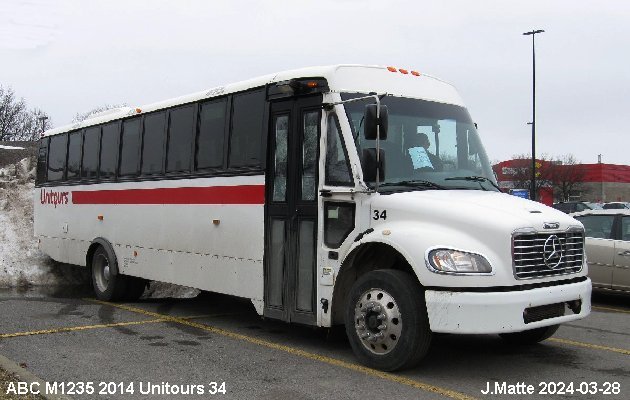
(306, 81, 318, 88)
(97, 215, 104, 221)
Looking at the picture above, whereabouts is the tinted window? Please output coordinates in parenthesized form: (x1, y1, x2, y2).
(324, 202, 355, 248)
(302, 110, 319, 201)
(100, 122, 119, 179)
(229, 89, 265, 168)
(167, 105, 195, 173)
(36, 138, 48, 184)
(47, 134, 67, 181)
(197, 98, 226, 170)
(575, 203, 589, 212)
(325, 114, 353, 186)
(272, 115, 289, 202)
(119, 118, 141, 176)
(553, 203, 571, 213)
(141, 112, 166, 175)
(622, 216, 630, 241)
(82, 127, 100, 179)
(575, 215, 615, 239)
(66, 131, 82, 180)
(603, 203, 627, 210)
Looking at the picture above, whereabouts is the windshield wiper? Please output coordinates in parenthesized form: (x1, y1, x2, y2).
(379, 180, 446, 190)
(444, 176, 501, 191)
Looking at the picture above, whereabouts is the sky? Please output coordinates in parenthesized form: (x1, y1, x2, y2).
(1, 0, 628, 165)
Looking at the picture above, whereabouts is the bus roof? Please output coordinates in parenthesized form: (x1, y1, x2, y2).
(43, 64, 464, 137)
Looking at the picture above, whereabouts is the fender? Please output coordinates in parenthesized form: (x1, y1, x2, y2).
(342, 220, 508, 288)
(87, 237, 120, 275)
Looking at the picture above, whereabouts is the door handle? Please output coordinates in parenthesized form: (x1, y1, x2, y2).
(618, 251, 630, 257)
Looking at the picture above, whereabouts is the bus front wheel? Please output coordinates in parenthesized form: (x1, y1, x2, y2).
(345, 269, 432, 371)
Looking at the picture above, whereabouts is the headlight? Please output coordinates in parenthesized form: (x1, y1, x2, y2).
(427, 248, 492, 274)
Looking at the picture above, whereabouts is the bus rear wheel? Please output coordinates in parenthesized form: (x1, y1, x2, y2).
(345, 269, 432, 371)
(91, 245, 146, 301)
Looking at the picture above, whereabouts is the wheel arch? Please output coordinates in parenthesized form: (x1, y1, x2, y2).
(331, 241, 421, 325)
(86, 237, 118, 273)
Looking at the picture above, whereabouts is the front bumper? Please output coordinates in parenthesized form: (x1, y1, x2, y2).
(424, 278, 591, 334)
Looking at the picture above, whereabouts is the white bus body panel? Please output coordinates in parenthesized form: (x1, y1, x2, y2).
(340, 189, 591, 332)
(35, 176, 265, 312)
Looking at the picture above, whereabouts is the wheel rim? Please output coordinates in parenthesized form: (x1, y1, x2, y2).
(94, 254, 111, 292)
(354, 288, 402, 355)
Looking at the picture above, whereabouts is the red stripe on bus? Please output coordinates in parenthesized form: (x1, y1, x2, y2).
(71, 185, 265, 205)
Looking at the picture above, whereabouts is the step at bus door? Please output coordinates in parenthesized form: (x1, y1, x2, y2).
(264, 95, 321, 325)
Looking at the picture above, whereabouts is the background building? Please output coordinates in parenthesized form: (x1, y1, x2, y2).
(493, 160, 630, 205)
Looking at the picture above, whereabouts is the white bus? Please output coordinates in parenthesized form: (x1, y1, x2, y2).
(35, 65, 591, 371)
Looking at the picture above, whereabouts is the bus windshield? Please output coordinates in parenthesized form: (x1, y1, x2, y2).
(342, 94, 498, 192)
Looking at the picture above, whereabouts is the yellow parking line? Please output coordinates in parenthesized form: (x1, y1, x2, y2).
(592, 305, 630, 314)
(549, 338, 630, 356)
(87, 298, 477, 400)
(0, 319, 165, 339)
(0, 314, 215, 339)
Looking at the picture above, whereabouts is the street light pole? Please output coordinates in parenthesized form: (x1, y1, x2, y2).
(523, 29, 544, 201)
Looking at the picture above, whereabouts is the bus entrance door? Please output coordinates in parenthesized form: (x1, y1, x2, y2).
(264, 95, 322, 325)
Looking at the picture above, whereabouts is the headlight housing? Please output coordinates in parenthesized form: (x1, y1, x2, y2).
(427, 248, 492, 274)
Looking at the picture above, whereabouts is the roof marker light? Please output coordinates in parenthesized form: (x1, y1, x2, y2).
(135, 108, 142, 113)
(387, 66, 397, 72)
(411, 71, 421, 76)
(399, 68, 409, 74)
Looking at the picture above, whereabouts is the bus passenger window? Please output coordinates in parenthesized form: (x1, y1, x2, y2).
(119, 118, 141, 176)
(141, 111, 166, 175)
(66, 131, 82, 180)
(82, 127, 100, 179)
(229, 89, 265, 168)
(197, 99, 226, 170)
(167, 105, 195, 173)
(47, 133, 67, 182)
(36, 138, 49, 184)
(100, 123, 119, 179)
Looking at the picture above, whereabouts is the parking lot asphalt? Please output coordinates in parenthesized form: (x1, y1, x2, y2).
(0, 287, 628, 400)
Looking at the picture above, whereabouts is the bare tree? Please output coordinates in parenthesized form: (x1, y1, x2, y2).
(548, 154, 587, 202)
(0, 85, 51, 141)
(507, 153, 553, 191)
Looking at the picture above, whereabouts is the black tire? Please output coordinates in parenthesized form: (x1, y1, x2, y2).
(124, 276, 148, 301)
(499, 324, 559, 345)
(90, 245, 128, 301)
(344, 269, 432, 371)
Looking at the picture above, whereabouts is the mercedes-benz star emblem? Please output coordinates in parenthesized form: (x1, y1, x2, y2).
(543, 235, 564, 269)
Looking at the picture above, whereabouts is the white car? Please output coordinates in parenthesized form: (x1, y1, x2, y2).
(573, 209, 630, 293)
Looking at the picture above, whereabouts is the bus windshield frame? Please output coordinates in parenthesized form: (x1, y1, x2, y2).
(340, 93, 499, 192)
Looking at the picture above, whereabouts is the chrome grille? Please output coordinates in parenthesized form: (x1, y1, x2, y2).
(512, 230, 584, 279)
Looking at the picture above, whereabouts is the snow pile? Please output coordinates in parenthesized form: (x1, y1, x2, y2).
(0, 158, 199, 298)
(0, 145, 25, 150)
(0, 157, 89, 288)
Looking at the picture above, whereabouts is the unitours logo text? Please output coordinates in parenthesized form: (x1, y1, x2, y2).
(40, 189, 70, 208)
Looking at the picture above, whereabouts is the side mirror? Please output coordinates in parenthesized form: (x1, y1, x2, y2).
(364, 104, 388, 140)
(362, 148, 385, 182)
